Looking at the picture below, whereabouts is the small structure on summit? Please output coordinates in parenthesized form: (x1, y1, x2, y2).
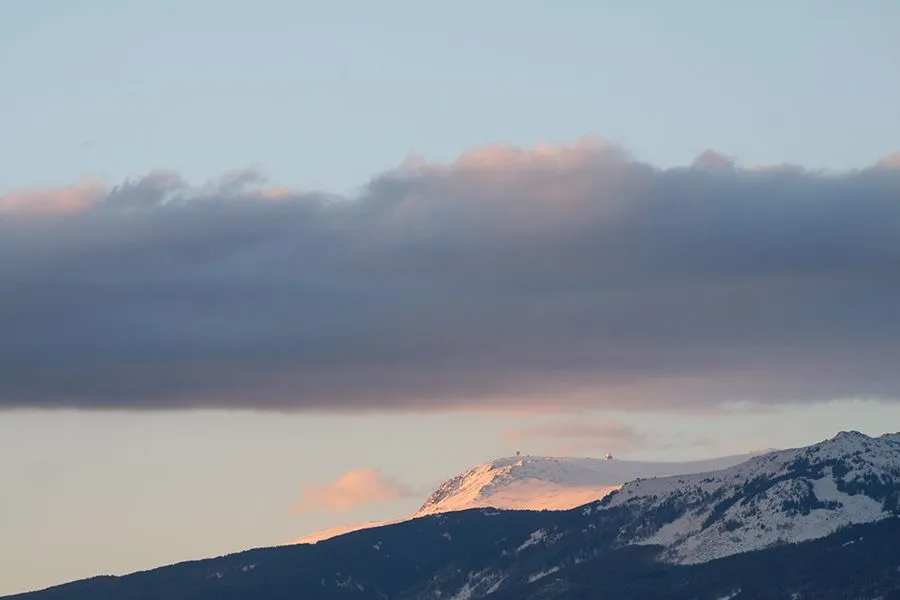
(604, 453, 614, 460)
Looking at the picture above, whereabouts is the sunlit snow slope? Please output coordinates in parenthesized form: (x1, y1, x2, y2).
(294, 452, 759, 544)
(415, 454, 760, 516)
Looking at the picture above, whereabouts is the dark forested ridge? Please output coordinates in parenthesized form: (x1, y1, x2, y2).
(7, 510, 900, 600)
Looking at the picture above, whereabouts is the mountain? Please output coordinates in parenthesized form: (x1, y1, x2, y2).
(16, 519, 900, 600)
(599, 429, 900, 564)
(8, 431, 899, 600)
(416, 453, 761, 516)
(291, 519, 404, 544)
(295, 452, 759, 543)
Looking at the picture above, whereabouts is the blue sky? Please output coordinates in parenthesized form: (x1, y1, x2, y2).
(2, 1, 900, 595)
(3, 0, 899, 194)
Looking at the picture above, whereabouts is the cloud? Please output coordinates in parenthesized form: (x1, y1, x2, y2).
(0, 178, 106, 214)
(1, 137, 899, 412)
(502, 421, 643, 454)
(877, 152, 900, 170)
(502, 421, 640, 445)
(293, 469, 412, 513)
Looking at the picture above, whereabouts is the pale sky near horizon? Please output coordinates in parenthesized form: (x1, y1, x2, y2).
(2, 0, 900, 596)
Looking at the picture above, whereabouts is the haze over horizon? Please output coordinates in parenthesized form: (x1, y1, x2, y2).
(2, 0, 899, 596)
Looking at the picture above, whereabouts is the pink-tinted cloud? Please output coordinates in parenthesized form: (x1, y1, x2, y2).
(0, 178, 106, 214)
(877, 152, 900, 170)
(293, 469, 412, 513)
(439, 136, 616, 173)
(0, 167, 294, 216)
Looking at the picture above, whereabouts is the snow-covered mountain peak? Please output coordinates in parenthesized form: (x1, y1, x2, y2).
(415, 453, 759, 516)
(827, 429, 873, 448)
(600, 431, 900, 565)
(832, 429, 867, 439)
(415, 458, 524, 514)
(294, 452, 760, 544)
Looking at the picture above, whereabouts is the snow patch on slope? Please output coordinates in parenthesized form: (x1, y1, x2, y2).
(446, 569, 505, 600)
(517, 529, 549, 552)
(527, 566, 560, 583)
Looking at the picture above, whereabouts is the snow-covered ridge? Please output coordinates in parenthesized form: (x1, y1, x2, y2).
(601, 430, 900, 564)
(416, 453, 761, 516)
(292, 452, 760, 544)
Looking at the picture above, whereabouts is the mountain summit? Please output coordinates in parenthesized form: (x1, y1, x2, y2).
(295, 452, 760, 543)
(416, 453, 759, 516)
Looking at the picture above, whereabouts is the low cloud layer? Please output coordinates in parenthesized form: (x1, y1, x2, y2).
(502, 421, 646, 455)
(1, 138, 899, 411)
(502, 421, 642, 455)
(293, 469, 412, 513)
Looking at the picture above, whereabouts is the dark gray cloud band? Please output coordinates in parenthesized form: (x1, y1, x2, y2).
(2, 140, 899, 411)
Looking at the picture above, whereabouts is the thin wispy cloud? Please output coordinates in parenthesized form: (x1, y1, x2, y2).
(502, 421, 644, 455)
(503, 421, 641, 445)
(1, 138, 899, 412)
(293, 468, 413, 513)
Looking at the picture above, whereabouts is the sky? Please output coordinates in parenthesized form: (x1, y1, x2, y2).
(2, 0, 900, 595)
